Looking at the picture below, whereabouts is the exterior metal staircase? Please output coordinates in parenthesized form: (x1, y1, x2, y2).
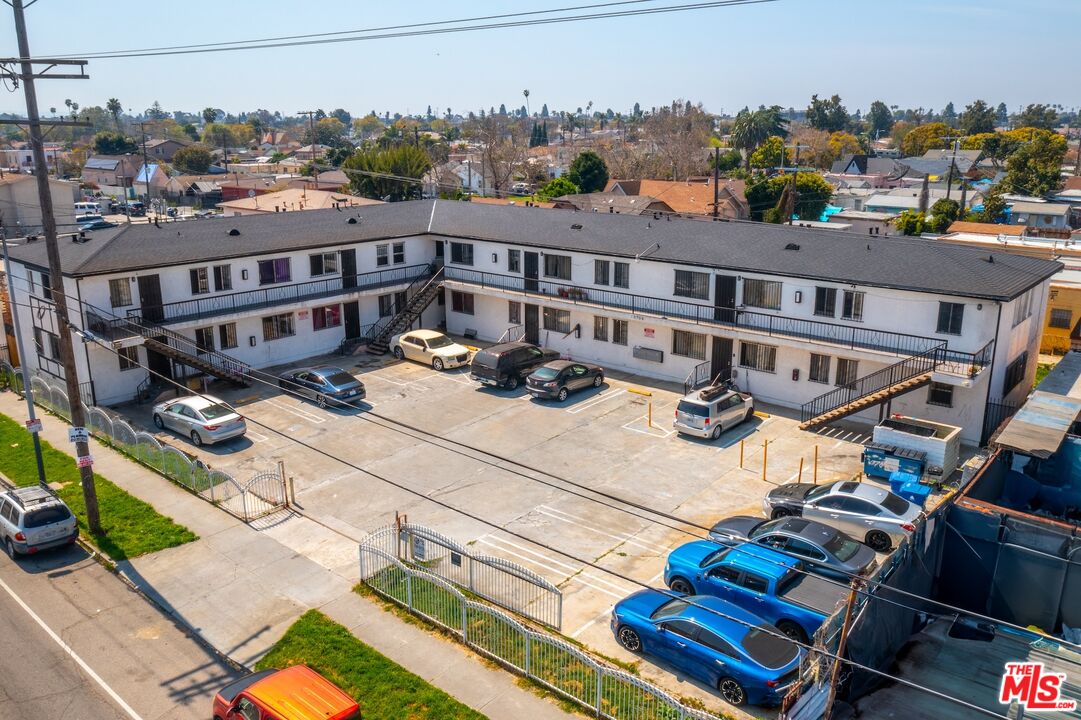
(366, 265, 445, 355)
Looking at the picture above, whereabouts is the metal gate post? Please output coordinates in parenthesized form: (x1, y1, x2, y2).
(461, 599, 468, 643)
(595, 668, 603, 717)
(241, 487, 249, 522)
(469, 556, 475, 593)
(406, 572, 413, 609)
(523, 633, 531, 676)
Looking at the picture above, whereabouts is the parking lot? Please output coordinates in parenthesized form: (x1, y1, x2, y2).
(120, 348, 872, 715)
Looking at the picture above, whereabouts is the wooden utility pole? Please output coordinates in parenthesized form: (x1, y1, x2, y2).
(4, 0, 100, 532)
(823, 579, 863, 719)
(297, 110, 318, 184)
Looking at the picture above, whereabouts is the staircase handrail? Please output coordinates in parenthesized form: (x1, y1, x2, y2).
(369, 263, 444, 345)
(800, 343, 947, 423)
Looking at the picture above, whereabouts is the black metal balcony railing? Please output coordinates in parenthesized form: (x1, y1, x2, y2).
(444, 266, 940, 357)
(128, 263, 432, 325)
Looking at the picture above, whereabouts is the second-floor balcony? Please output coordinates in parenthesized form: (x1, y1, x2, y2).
(127, 263, 432, 325)
(444, 266, 952, 359)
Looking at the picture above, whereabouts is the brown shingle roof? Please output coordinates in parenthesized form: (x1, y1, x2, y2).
(604, 178, 747, 218)
(946, 221, 1026, 236)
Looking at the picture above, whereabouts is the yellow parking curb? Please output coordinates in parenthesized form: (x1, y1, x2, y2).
(626, 387, 653, 397)
(753, 411, 771, 419)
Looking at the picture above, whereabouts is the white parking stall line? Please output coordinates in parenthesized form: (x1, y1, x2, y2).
(362, 374, 430, 392)
(420, 371, 474, 386)
(0, 576, 145, 720)
(832, 439, 845, 449)
(264, 399, 326, 424)
(537, 506, 670, 555)
(565, 389, 627, 414)
(246, 430, 268, 442)
(621, 416, 674, 438)
(477, 536, 632, 597)
(570, 604, 615, 639)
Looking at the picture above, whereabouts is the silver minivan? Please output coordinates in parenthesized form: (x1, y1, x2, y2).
(673, 385, 754, 439)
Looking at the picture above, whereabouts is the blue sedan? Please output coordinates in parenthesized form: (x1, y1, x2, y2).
(610, 590, 803, 707)
(278, 365, 366, 408)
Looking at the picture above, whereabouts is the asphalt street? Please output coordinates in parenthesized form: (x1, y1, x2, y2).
(0, 544, 241, 720)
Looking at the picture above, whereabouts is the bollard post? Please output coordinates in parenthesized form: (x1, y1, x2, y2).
(648, 399, 653, 428)
(798, 457, 804, 483)
(762, 439, 769, 483)
(814, 445, 819, 484)
(740, 439, 744, 469)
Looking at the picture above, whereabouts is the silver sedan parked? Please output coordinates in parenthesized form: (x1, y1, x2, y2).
(152, 395, 247, 446)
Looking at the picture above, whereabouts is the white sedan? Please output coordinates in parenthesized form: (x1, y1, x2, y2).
(389, 329, 471, 371)
(152, 395, 247, 446)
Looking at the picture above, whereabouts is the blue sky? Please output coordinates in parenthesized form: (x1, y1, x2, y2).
(2, 0, 1078, 118)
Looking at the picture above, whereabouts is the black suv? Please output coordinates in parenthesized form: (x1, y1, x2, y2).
(470, 341, 560, 389)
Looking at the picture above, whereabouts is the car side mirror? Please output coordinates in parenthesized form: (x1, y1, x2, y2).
(655, 624, 666, 633)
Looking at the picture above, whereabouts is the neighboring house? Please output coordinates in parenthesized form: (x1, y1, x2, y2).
(257, 130, 301, 153)
(81, 155, 144, 188)
(550, 193, 673, 215)
(0, 175, 79, 236)
(605, 178, 749, 220)
(865, 193, 922, 214)
(827, 154, 906, 188)
(827, 210, 897, 236)
(144, 138, 191, 163)
(469, 197, 556, 209)
(1009, 201, 1072, 230)
(866, 187, 983, 215)
(283, 170, 350, 193)
(3, 200, 1057, 446)
(0, 142, 65, 173)
(216, 188, 382, 216)
(290, 144, 331, 162)
(134, 163, 170, 199)
(425, 160, 490, 196)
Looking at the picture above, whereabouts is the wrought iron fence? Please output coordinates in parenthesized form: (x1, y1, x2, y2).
(359, 546, 723, 720)
(360, 523, 562, 630)
(2, 363, 284, 522)
(982, 398, 1020, 446)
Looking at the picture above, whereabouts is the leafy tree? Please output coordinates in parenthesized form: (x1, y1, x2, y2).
(960, 132, 996, 151)
(537, 176, 579, 200)
(180, 123, 200, 142)
(567, 151, 609, 193)
(1014, 103, 1058, 130)
(106, 98, 123, 131)
(92, 130, 137, 155)
(342, 144, 432, 201)
(730, 106, 789, 169)
(304, 117, 347, 146)
(959, 100, 996, 135)
(146, 101, 168, 121)
(971, 186, 1006, 223)
(805, 94, 849, 132)
(899, 122, 951, 156)
(329, 108, 352, 126)
(171, 144, 213, 174)
(867, 100, 894, 137)
(927, 198, 961, 233)
(941, 102, 957, 127)
(201, 107, 218, 125)
(995, 102, 1009, 127)
(709, 148, 743, 173)
(202, 122, 236, 148)
(749, 136, 789, 169)
(498, 103, 507, 116)
(541, 103, 549, 118)
(826, 131, 862, 165)
(894, 210, 926, 236)
(1002, 130, 1067, 195)
(352, 114, 384, 139)
(745, 172, 832, 221)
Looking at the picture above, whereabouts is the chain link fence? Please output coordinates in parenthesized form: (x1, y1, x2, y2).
(2, 362, 285, 522)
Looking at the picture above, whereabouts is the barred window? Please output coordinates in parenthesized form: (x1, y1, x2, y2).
(118, 346, 139, 371)
(927, 382, 953, 408)
(508, 249, 521, 273)
(544, 254, 572, 280)
(262, 312, 295, 341)
(809, 353, 831, 384)
(594, 316, 608, 341)
(1050, 308, 1072, 329)
(508, 301, 521, 324)
(613, 262, 630, 289)
(213, 264, 232, 291)
(842, 290, 864, 321)
(392, 242, 405, 265)
(1003, 351, 1028, 393)
(543, 307, 571, 333)
(674, 270, 709, 300)
(109, 278, 132, 307)
(190, 267, 210, 295)
(814, 287, 837, 317)
(594, 260, 610, 286)
(743, 279, 782, 310)
(739, 341, 777, 373)
(672, 330, 707, 360)
(835, 358, 859, 386)
(613, 319, 628, 345)
(218, 323, 238, 349)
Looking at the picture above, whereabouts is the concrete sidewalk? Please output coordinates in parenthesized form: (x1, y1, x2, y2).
(0, 392, 577, 720)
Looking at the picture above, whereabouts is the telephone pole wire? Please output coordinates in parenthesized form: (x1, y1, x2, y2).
(5, 0, 101, 532)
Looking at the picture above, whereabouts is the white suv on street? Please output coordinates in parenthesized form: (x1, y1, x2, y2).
(0, 486, 79, 558)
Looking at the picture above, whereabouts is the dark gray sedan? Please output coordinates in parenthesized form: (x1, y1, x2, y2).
(278, 365, 365, 408)
(707, 516, 877, 579)
(526, 360, 604, 401)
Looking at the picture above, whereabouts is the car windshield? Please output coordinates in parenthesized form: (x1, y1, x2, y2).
(805, 484, 832, 502)
(532, 367, 559, 380)
(426, 335, 454, 349)
(677, 400, 708, 417)
(742, 625, 800, 668)
(24, 506, 72, 528)
(650, 598, 689, 620)
(881, 491, 911, 516)
(199, 403, 235, 420)
(822, 532, 863, 561)
(324, 372, 356, 386)
(699, 547, 730, 568)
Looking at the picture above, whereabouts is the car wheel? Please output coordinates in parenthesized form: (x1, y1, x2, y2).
(770, 507, 793, 519)
(776, 620, 808, 645)
(506, 376, 519, 390)
(317, 394, 328, 409)
(866, 530, 892, 553)
(711, 424, 723, 440)
(617, 626, 642, 653)
(153, 414, 164, 429)
(5, 538, 16, 560)
(718, 677, 747, 706)
(557, 387, 569, 402)
(433, 357, 444, 371)
(190, 431, 203, 447)
(743, 409, 753, 423)
(593, 374, 604, 387)
(393, 346, 404, 360)
(668, 577, 694, 595)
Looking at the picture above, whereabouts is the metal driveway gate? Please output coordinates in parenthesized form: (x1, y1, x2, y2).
(359, 522, 562, 630)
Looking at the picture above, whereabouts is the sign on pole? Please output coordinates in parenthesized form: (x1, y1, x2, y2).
(24, 418, 42, 434)
(76, 455, 94, 469)
(68, 426, 89, 444)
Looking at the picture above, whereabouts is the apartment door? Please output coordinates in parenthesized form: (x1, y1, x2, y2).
(137, 274, 164, 323)
(340, 248, 357, 289)
(524, 304, 540, 344)
(524, 252, 539, 292)
(146, 343, 172, 381)
(343, 301, 360, 340)
(711, 337, 733, 384)
(714, 274, 737, 324)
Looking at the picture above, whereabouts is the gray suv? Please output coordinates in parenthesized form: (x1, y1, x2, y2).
(673, 385, 754, 439)
(0, 486, 79, 558)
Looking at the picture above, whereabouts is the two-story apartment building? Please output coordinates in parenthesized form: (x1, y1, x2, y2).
(3, 201, 1061, 444)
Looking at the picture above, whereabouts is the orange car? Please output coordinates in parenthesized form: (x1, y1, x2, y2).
(213, 665, 360, 720)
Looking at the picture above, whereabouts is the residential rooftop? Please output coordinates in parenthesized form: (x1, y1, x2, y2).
(4, 199, 1063, 301)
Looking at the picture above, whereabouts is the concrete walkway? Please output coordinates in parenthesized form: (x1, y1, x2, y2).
(0, 392, 576, 720)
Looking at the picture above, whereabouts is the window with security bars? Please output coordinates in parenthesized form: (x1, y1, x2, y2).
(508, 249, 521, 272)
(809, 353, 831, 383)
(927, 382, 953, 407)
(594, 316, 608, 341)
(1003, 351, 1028, 393)
(672, 330, 706, 359)
(392, 242, 405, 265)
(118, 346, 139, 371)
(544, 254, 571, 280)
(814, 287, 837, 317)
(842, 290, 864, 321)
(218, 323, 238, 349)
(594, 260, 610, 286)
(109, 278, 132, 307)
(613, 262, 629, 288)
(674, 270, 709, 300)
(189, 267, 210, 295)
(739, 341, 777, 372)
(835, 358, 859, 386)
(1050, 308, 1072, 329)
(613, 319, 628, 345)
(543, 307, 571, 333)
(213, 264, 232, 292)
(743, 279, 782, 310)
(262, 313, 295, 341)
(508, 301, 521, 324)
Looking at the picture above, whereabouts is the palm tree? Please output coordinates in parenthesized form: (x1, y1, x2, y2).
(106, 98, 123, 131)
(523, 89, 530, 117)
(730, 106, 789, 169)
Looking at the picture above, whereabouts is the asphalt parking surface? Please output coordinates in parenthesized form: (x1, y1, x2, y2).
(119, 349, 872, 715)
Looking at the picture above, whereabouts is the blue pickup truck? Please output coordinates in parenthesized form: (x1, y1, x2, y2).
(663, 540, 845, 644)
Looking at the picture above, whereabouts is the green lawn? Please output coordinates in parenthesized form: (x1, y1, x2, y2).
(1035, 362, 1054, 388)
(256, 610, 488, 720)
(0, 412, 196, 560)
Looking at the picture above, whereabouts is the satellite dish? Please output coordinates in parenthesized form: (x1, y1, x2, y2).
(247, 189, 256, 198)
